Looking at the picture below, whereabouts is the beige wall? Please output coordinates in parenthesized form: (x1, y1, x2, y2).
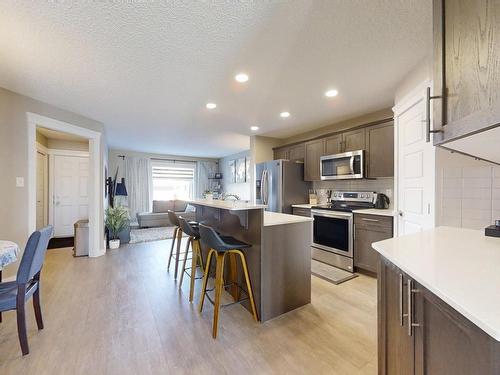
(394, 57, 432, 103)
(250, 135, 282, 164)
(280, 108, 393, 145)
(47, 138, 89, 151)
(218, 150, 251, 201)
(36, 130, 48, 147)
(0, 87, 106, 277)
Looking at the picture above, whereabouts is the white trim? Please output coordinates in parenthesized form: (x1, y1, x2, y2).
(35, 145, 49, 227)
(47, 148, 90, 157)
(36, 141, 48, 154)
(27, 112, 105, 257)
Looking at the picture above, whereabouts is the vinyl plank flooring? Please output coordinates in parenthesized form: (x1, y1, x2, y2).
(0, 239, 377, 374)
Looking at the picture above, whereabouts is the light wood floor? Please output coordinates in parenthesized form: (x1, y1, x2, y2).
(0, 239, 377, 375)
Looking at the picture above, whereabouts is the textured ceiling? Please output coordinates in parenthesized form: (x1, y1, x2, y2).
(0, 0, 432, 158)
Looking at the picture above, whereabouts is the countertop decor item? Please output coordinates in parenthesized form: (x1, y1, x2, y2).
(485, 224, 500, 238)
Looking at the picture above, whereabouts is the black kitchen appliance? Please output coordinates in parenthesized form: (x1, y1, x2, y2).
(374, 193, 390, 209)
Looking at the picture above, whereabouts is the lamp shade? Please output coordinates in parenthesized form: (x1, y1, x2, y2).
(115, 178, 128, 196)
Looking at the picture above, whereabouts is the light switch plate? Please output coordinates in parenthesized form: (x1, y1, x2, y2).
(16, 177, 24, 187)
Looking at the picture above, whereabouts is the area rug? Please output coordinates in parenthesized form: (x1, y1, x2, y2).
(129, 226, 184, 244)
(311, 259, 358, 285)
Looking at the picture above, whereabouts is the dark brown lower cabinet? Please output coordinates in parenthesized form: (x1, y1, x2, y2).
(354, 214, 393, 274)
(379, 257, 500, 375)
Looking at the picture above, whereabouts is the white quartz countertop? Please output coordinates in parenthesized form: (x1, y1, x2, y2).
(372, 226, 500, 341)
(264, 211, 313, 227)
(291, 204, 314, 209)
(352, 208, 395, 217)
(188, 199, 267, 211)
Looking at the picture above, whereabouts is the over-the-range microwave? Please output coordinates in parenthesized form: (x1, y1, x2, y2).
(320, 150, 364, 180)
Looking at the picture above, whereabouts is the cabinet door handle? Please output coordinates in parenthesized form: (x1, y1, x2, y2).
(407, 279, 420, 336)
(426, 87, 443, 143)
(362, 218, 379, 222)
(353, 224, 356, 240)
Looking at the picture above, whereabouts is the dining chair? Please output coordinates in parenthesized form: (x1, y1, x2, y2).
(0, 225, 53, 355)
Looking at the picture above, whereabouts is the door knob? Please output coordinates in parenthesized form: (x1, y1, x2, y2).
(398, 211, 404, 217)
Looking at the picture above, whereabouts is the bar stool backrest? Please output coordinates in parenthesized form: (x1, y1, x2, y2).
(199, 223, 227, 252)
(178, 217, 198, 238)
(167, 210, 180, 227)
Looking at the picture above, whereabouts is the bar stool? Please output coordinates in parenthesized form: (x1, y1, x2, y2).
(167, 210, 197, 279)
(198, 224, 258, 338)
(178, 217, 204, 302)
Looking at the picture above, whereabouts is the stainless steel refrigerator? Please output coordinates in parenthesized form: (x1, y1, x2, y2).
(255, 160, 311, 213)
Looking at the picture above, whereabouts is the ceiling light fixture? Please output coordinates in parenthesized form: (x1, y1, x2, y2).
(250, 126, 259, 131)
(280, 111, 290, 118)
(206, 103, 217, 110)
(325, 89, 338, 97)
(235, 73, 249, 83)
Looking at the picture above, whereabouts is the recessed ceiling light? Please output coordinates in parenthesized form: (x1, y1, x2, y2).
(250, 126, 259, 131)
(235, 73, 249, 83)
(280, 111, 290, 118)
(206, 103, 217, 110)
(325, 89, 338, 97)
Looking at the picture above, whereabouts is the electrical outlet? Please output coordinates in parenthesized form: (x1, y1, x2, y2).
(16, 177, 24, 187)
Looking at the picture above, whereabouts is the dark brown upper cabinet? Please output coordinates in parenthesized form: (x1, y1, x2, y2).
(432, 0, 500, 147)
(342, 128, 366, 152)
(324, 134, 342, 155)
(273, 148, 289, 160)
(287, 143, 305, 162)
(273, 143, 305, 162)
(366, 121, 394, 178)
(304, 139, 325, 181)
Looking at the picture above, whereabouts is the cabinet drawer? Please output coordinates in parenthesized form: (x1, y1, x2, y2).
(354, 214, 393, 231)
(292, 208, 311, 217)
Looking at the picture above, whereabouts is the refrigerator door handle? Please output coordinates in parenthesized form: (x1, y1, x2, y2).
(261, 169, 268, 205)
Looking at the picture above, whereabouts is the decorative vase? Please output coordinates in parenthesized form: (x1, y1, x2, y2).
(109, 239, 120, 249)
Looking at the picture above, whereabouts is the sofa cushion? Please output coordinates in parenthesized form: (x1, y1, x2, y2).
(174, 200, 188, 212)
(152, 200, 174, 213)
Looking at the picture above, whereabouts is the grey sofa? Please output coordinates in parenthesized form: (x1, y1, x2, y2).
(136, 200, 196, 228)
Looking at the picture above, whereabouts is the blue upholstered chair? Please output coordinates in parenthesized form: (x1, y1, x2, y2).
(0, 226, 53, 355)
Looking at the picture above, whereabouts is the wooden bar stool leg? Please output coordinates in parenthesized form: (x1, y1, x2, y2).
(228, 253, 240, 302)
(189, 239, 200, 302)
(212, 252, 225, 339)
(199, 249, 215, 313)
(167, 227, 178, 271)
(173, 228, 183, 279)
(232, 250, 259, 322)
(179, 237, 192, 288)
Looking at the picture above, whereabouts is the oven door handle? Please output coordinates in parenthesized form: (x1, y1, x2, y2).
(311, 210, 353, 219)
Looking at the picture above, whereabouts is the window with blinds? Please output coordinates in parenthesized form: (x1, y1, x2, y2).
(151, 161, 196, 201)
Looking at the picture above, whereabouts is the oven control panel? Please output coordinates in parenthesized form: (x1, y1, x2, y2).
(331, 191, 375, 203)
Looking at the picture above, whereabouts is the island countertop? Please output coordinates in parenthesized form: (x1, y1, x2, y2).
(188, 199, 267, 211)
(264, 211, 313, 227)
(372, 226, 500, 341)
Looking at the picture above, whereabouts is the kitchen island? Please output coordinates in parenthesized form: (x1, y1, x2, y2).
(188, 199, 312, 322)
(373, 227, 500, 374)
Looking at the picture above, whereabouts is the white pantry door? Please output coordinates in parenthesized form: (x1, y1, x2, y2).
(395, 87, 436, 236)
(53, 155, 89, 237)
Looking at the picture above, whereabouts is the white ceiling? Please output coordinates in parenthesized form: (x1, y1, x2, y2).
(0, 0, 431, 158)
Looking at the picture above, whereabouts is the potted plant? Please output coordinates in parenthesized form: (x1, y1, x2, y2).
(105, 206, 129, 249)
(203, 190, 214, 200)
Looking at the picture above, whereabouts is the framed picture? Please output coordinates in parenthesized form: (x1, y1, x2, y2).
(228, 159, 236, 183)
(245, 157, 251, 182)
(235, 157, 246, 183)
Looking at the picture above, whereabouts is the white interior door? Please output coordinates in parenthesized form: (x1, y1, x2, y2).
(36, 151, 48, 229)
(53, 155, 89, 237)
(395, 87, 436, 235)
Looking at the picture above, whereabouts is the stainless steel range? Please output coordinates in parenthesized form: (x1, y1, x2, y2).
(311, 191, 375, 272)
